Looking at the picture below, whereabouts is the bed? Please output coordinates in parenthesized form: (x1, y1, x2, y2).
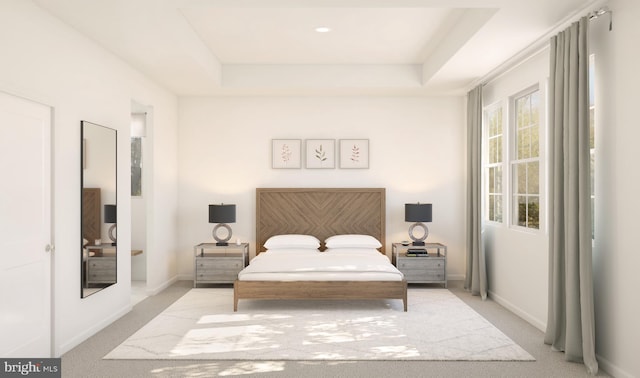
(233, 188, 407, 311)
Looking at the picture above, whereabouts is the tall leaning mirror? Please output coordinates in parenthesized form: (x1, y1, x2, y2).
(81, 120, 117, 298)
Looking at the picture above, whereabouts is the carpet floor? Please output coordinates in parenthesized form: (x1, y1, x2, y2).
(104, 287, 534, 361)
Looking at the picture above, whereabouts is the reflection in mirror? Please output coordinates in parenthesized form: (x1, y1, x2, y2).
(81, 121, 117, 298)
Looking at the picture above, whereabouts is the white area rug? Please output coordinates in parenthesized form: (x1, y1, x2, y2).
(104, 288, 535, 361)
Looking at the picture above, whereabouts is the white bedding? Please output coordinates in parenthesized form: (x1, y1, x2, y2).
(237, 248, 404, 281)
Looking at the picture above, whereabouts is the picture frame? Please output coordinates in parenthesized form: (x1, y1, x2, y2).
(339, 139, 369, 169)
(305, 139, 335, 169)
(272, 139, 301, 169)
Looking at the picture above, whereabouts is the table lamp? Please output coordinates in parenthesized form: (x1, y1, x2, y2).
(209, 204, 236, 246)
(104, 204, 117, 246)
(405, 203, 432, 246)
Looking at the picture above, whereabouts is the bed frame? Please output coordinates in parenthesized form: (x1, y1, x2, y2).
(233, 188, 407, 311)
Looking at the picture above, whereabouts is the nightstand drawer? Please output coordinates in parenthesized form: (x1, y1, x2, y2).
(195, 271, 240, 282)
(401, 270, 445, 282)
(87, 258, 116, 282)
(397, 258, 444, 270)
(196, 258, 243, 271)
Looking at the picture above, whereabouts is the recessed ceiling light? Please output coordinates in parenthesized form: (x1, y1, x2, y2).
(315, 27, 331, 33)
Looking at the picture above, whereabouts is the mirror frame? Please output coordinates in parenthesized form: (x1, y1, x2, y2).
(81, 120, 117, 298)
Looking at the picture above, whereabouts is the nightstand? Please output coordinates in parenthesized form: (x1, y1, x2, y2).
(392, 242, 447, 287)
(193, 243, 249, 287)
(85, 244, 116, 285)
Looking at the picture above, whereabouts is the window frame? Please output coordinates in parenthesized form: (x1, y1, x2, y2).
(508, 84, 544, 232)
(483, 101, 506, 225)
(482, 82, 546, 233)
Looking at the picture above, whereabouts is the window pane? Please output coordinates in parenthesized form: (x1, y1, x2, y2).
(489, 167, 495, 192)
(516, 97, 524, 127)
(489, 138, 497, 163)
(522, 95, 531, 126)
(531, 126, 539, 158)
(513, 163, 526, 194)
(495, 165, 502, 192)
(516, 196, 527, 227)
(490, 112, 497, 135)
(531, 93, 540, 125)
(527, 162, 539, 194)
(528, 196, 540, 229)
(489, 196, 495, 220)
(518, 128, 531, 159)
(495, 195, 503, 222)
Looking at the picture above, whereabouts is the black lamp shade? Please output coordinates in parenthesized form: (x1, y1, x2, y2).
(104, 204, 117, 223)
(405, 203, 432, 222)
(209, 204, 236, 224)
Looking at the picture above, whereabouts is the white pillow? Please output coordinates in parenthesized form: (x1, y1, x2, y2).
(323, 248, 380, 256)
(264, 234, 320, 249)
(324, 234, 382, 249)
(265, 248, 321, 255)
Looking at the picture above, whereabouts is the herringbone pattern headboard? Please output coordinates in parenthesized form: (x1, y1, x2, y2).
(82, 188, 101, 244)
(256, 188, 385, 253)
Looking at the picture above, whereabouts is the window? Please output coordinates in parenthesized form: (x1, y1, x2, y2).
(511, 88, 540, 229)
(131, 113, 146, 197)
(485, 104, 503, 222)
(131, 137, 142, 196)
(483, 85, 542, 230)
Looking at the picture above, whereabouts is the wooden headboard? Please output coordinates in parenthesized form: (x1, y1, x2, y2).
(256, 188, 385, 253)
(82, 187, 101, 244)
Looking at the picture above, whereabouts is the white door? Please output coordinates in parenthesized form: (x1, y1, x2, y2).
(0, 91, 52, 357)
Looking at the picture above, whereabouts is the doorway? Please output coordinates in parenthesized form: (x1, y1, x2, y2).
(130, 101, 150, 305)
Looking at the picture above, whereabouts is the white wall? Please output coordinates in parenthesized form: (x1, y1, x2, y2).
(481, 50, 550, 329)
(0, 0, 178, 356)
(177, 96, 466, 278)
(592, 1, 640, 377)
(131, 196, 147, 281)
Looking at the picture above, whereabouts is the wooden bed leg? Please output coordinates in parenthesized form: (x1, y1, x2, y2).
(403, 281, 408, 312)
(233, 280, 238, 312)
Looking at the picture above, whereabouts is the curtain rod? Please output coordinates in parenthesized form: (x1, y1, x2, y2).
(589, 6, 612, 31)
(467, 0, 611, 91)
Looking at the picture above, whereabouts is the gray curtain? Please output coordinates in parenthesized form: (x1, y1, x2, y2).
(465, 85, 487, 299)
(545, 17, 598, 375)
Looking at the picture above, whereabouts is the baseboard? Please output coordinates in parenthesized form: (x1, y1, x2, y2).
(56, 302, 131, 356)
(487, 290, 626, 377)
(487, 289, 546, 332)
(595, 353, 632, 378)
(146, 275, 178, 296)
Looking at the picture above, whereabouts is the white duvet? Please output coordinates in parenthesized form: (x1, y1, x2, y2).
(237, 248, 404, 281)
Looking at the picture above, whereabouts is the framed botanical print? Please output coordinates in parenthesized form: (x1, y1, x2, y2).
(339, 139, 369, 169)
(305, 139, 335, 169)
(272, 139, 301, 169)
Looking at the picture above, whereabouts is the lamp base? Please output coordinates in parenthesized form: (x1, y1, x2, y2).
(212, 223, 233, 245)
(108, 224, 117, 247)
(408, 222, 429, 245)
